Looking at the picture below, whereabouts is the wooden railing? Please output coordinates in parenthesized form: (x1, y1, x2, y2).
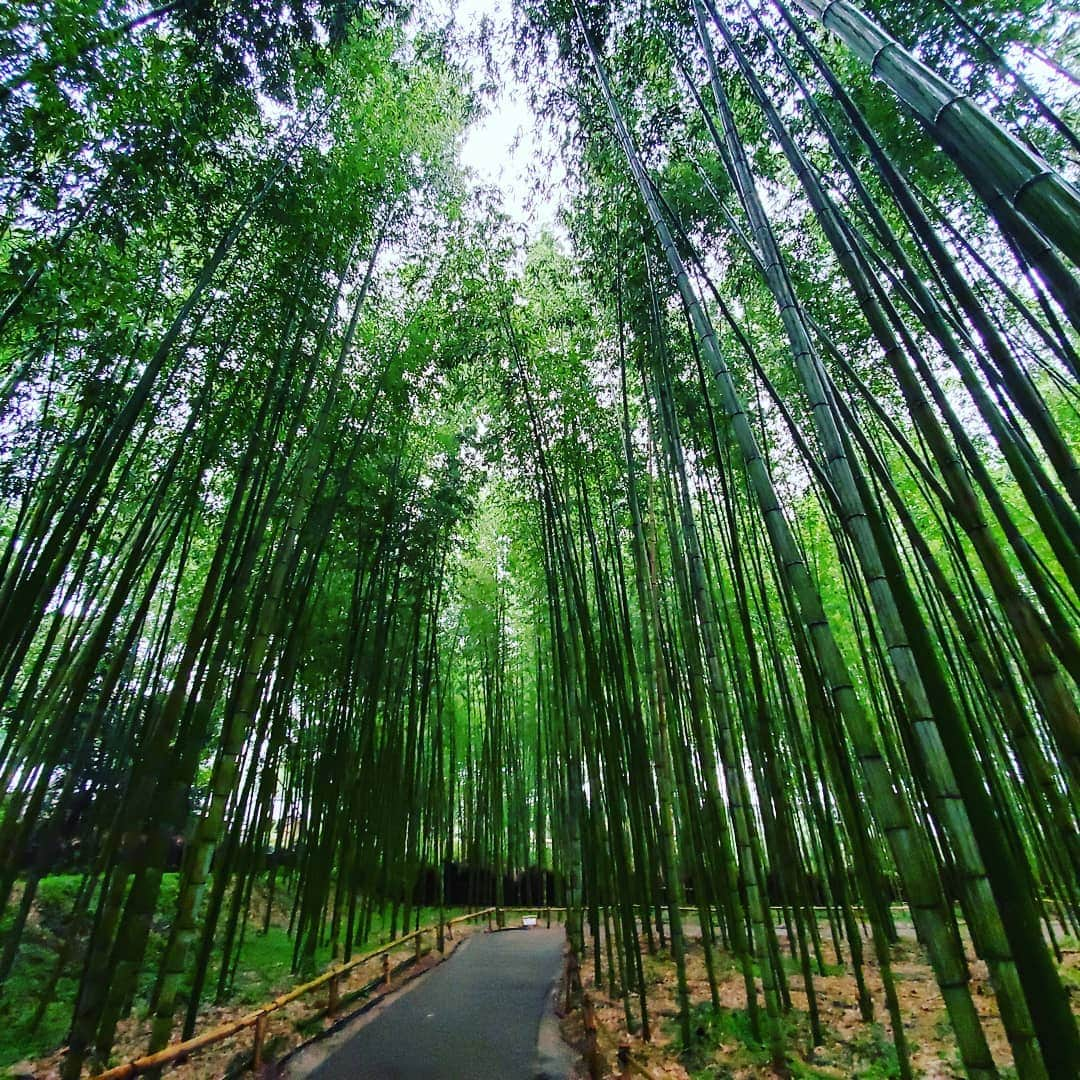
(89, 900, 954, 1080)
(91, 908, 496, 1080)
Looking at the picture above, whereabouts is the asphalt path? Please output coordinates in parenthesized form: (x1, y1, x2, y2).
(298, 927, 571, 1080)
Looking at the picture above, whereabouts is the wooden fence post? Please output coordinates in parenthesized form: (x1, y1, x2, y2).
(252, 1013, 268, 1072)
(382, 953, 391, 987)
(328, 974, 339, 1017)
(583, 993, 602, 1080)
(414, 932, 423, 962)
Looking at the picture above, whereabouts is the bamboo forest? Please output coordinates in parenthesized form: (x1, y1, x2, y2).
(0, 0, 1078, 1076)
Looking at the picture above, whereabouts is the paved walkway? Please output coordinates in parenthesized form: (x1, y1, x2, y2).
(291, 927, 572, 1080)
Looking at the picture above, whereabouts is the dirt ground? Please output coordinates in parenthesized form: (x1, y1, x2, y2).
(560, 914, 1080, 1079)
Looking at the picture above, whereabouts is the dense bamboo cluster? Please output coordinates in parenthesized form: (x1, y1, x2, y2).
(0, 0, 1077, 1077)
(511, 0, 1079, 1074)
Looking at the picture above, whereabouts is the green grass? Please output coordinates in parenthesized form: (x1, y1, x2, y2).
(682, 1001, 768, 1078)
(1059, 962, 1080, 992)
(788, 1059, 852, 1079)
(845, 1022, 902, 1079)
(0, 875, 95, 1070)
(776, 951, 844, 978)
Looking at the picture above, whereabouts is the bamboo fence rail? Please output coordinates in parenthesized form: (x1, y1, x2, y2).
(89, 908, 498, 1080)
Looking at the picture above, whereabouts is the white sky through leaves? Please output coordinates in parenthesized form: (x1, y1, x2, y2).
(454, 0, 565, 236)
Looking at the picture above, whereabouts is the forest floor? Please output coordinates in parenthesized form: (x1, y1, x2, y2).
(7, 892, 1079, 1079)
(560, 914, 1080, 1080)
(1, 874, 479, 1078)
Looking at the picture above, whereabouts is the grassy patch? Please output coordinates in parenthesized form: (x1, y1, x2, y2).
(846, 1022, 902, 1079)
(0, 875, 93, 1069)
(788, 1058, 853, 1079)
(680, 1001, 769, 1076)
(777, 951, 844, 978)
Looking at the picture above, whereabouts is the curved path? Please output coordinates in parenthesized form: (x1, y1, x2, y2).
(290, 927, 572, 1080)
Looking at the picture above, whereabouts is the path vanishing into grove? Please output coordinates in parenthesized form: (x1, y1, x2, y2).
(286, 927, 573, 1080)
